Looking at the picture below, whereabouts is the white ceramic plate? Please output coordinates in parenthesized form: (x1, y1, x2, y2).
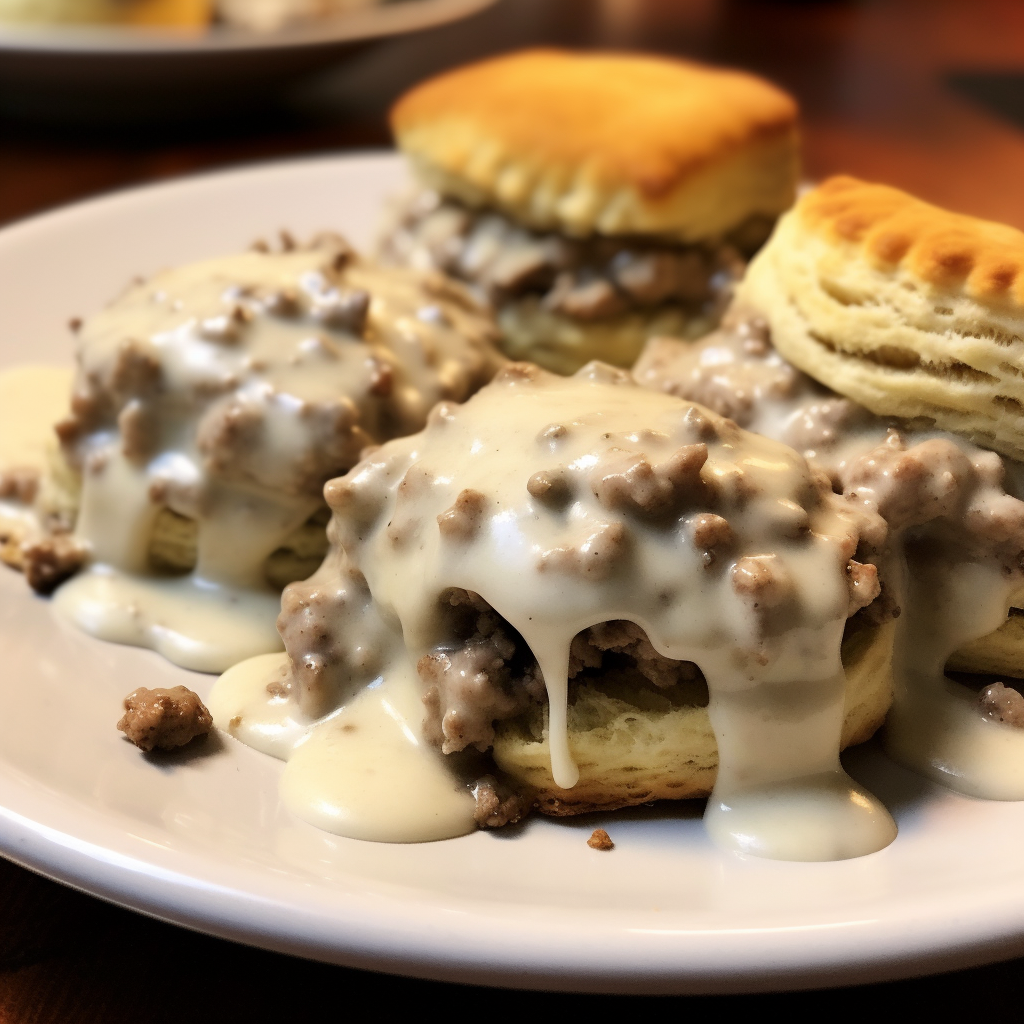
(3, 154, 1024, 994)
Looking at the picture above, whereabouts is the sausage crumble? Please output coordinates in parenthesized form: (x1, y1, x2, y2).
(117, 686, 213, 752)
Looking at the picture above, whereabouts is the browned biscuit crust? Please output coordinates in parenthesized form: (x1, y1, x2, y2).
(799, 175, 1024, 305)
(391, 49, 799, 241)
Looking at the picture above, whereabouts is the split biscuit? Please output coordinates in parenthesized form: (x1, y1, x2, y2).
(148, 505, 329, 589)
(739, 175, 1024, 461)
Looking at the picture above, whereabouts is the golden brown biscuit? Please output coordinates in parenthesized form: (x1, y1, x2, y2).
(740, 175, 1024, 460)
(391, 49, 799, 241)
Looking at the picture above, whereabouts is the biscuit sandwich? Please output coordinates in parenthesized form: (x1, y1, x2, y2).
(380, 49, 800, 374)
(215, 361, 902, 860)
(0, 233, 505, 672)
(635, 176, 1024, 798)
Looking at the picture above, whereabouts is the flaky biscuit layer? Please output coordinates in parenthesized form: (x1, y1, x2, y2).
(739, 176, 1024, 460)
(391, 49, 799, 242)
(493, 622, 895, 816)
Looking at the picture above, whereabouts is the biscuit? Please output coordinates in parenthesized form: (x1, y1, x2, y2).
(493, 619, 894, 814)
(147, 505, 329, 588)
(391, 49, 799, 242)
(0, 434, 79, 572)
(739, 175, 1024, 461)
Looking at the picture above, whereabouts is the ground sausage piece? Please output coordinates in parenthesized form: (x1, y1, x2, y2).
(420, 627, 540, 754)
(588, 828, 614, 850)
(527, 469, 572, 506)
(21, 534, 87, 595)
(546, 275, 627, 320)
(117, 686, 213, 751)
(380, 193, 748, 322)
(846, 560, 881, 614)
(691, 513, 734, 551)
(978, 682, 1024, 728)
(538, 521, 630, 581)
(421, 594, 700, 753)
(117, 400, 159, 462)
(589, 443, 708, 516)
(472, 775, 532, 827)
(731, 554, 793, 609)
(437, 488, 487, 540)
(842, 435, 974, 532)
(314, 288, 370, 334)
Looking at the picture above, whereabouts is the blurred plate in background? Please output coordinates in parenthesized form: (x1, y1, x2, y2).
(0, 0, 497, 120)
(3, 155, 1024, 994)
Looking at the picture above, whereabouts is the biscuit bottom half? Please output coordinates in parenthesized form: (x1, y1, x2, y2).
(493, 618, 896, 815)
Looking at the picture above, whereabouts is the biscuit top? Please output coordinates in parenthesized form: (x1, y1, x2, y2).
(392, 50, 795, 199)
(799, 175, 1024, 305)
(390, 50, 799, 240)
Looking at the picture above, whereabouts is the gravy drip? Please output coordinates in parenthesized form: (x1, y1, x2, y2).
(635, 310, 1024, 799)
(52, 238, 503, 672)
(213, 363, 896, 857)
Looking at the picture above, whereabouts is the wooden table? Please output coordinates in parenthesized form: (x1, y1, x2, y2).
(3, 0, 1024, 1017)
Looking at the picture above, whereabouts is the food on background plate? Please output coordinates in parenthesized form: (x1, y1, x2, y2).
(379, 49, 800, 374)
(0, 0, 380, 30)
(0, 233, 504, 672)
(635, 175, 1024, 800)
(210, 362, 898, 860)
